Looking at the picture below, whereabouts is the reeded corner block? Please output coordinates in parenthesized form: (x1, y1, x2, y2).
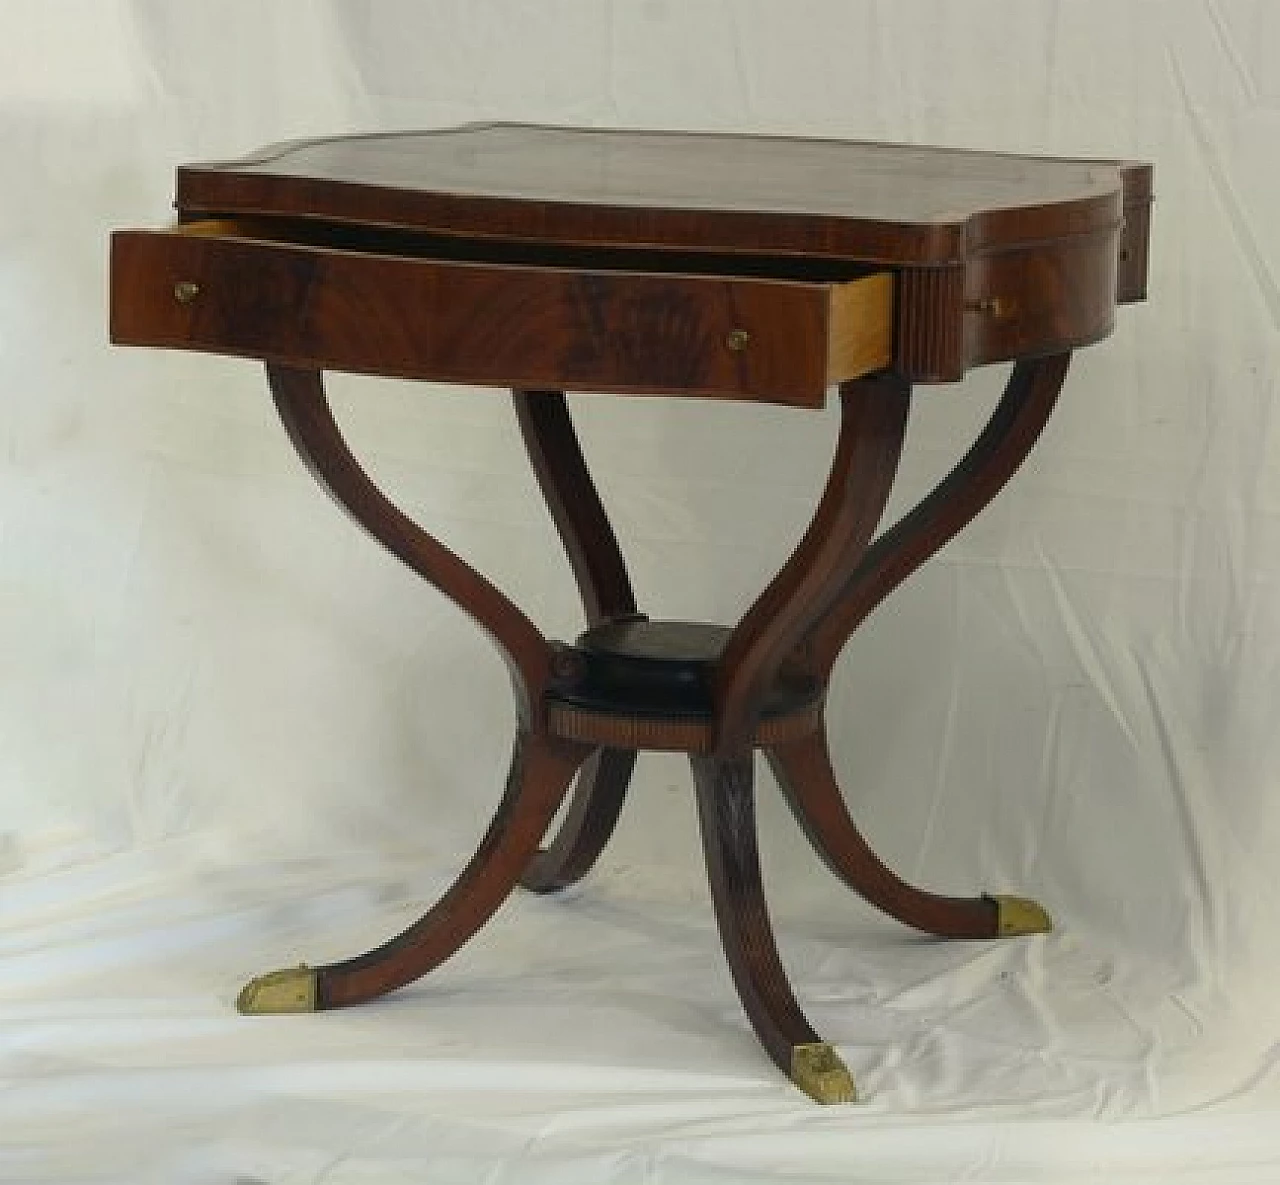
(990, 894, 1053, 937)
(236, 965, 318, 1014)
(790, 1042, 857, 1104)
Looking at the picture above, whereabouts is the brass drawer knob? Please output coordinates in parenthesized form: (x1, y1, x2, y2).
(725, 328, 751, 351)
(964, 297, 1010, 317)
(173, 280, 201, 305)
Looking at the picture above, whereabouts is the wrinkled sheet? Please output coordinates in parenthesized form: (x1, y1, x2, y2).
(4, 1, 1280, 1181)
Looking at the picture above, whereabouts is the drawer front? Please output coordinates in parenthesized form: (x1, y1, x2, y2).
(963, 227, 1119, 368)
(888, 225, 1125, 383)
(109, 230, 877, 407)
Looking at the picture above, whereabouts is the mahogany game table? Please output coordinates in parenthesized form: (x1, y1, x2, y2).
(110, 123, 1151, 1103)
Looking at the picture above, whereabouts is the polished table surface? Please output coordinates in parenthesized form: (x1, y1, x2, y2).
(174, 122, 1139, 258)
(110, 123, 1151, 1104)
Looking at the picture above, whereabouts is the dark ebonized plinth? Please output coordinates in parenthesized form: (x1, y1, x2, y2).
(549, 619, 822, 721)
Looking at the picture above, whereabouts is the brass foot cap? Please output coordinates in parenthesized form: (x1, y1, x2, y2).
(990, 894, 1053, 937)
(790, 1042, 857, 1104)
(237, 965, 318, 1014)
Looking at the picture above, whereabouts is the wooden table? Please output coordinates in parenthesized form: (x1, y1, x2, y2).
(110, 123, 1152, 1104)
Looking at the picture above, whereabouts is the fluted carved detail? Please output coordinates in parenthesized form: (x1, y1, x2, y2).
(546, 698, 823, 753)
(896, 265, 965, 382)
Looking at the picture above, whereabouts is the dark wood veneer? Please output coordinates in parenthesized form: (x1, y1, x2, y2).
(115, 124, 1152, 387)
(175, 123, 1140, 264)
(167, 123, 1150, 386)
(114, 227, 887, 406)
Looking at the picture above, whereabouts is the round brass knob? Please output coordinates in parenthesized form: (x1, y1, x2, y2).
(173, 280, 201, 305)
(963, 297, 1010, 317)
(725, 328, 751, 352)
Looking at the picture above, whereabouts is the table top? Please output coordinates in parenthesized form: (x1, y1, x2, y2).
(176, 123, 1149, 266)
(112, 124, 1151, 396)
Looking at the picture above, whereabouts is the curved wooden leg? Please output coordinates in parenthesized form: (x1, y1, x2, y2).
(238, 731, 593, 1013)
(520, 747, 636, 892)
(512, 390, 637, 625)
(807, 356, 1072, 679)
(267, 366, 554, 723)
(714, 373, 911, 754)
(514, 390, 640, 889)
(691, 751, 855, 1104)
(766, 730, 1049, 939)
(736, 358, 1068, 944)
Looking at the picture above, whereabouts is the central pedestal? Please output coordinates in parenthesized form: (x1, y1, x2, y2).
(553, 618, 822, 722)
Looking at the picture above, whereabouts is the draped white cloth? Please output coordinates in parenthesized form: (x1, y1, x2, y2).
(4, 2, 1280, 1180)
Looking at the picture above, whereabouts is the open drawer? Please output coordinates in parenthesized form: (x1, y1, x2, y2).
(109, 218, 894, 408)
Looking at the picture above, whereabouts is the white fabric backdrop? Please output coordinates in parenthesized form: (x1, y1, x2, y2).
(4, 1, 1280, 1180)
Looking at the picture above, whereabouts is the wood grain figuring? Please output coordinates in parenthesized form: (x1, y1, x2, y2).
(176, 123, 1132, 265)
(963, 230, 1117, 366)
(825, 272, 894, 383)
(896, 231, 1117, 381)
(171, 211, 1130, 386)
(767, 731, 999, 938)
(315, 731, 593, 1009)
(112, 228, 870, 406)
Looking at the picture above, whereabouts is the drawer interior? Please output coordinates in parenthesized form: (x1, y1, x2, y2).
(174, 216, 880, 284)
